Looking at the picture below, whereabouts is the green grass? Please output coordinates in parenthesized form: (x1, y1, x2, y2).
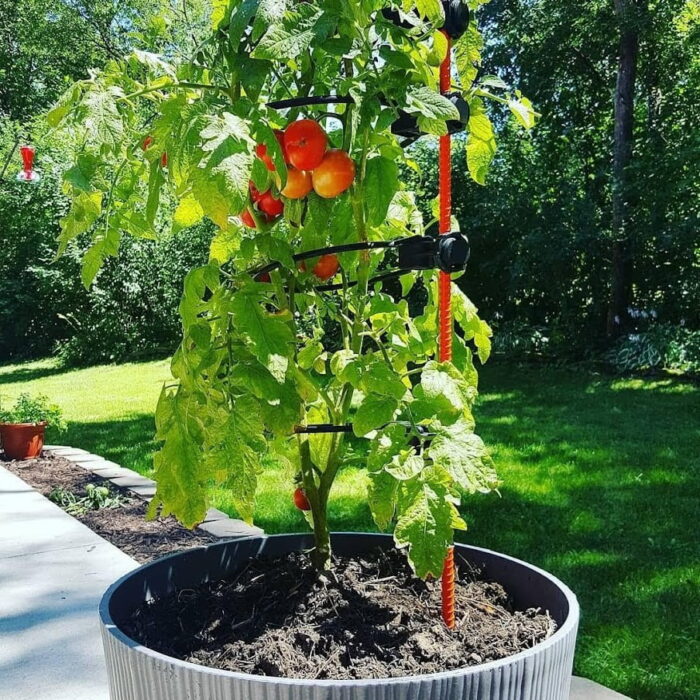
(1, 358, 698, 699)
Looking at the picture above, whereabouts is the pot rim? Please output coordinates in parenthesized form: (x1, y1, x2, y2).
(100, 532, 579, 687)
(0, 421, 47, 428)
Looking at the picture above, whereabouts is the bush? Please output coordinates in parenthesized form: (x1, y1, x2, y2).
(491, 320, 552, 358)
(607, 323, 700, 375)
(55, 224, 213, 366)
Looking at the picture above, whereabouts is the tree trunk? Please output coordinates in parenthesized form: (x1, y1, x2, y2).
(607, 0, 641, 339)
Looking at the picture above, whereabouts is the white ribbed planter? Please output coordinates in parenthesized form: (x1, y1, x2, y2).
(99, 533, 579, 700)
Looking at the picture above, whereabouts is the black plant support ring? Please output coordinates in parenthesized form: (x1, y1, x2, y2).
(266, 93, 469, 145)
(248, 232, 470, 289)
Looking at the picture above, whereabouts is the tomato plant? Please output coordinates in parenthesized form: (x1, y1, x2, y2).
(51, 0, 535, 576)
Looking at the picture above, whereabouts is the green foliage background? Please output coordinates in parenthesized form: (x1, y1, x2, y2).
(0, 0, 698, 369)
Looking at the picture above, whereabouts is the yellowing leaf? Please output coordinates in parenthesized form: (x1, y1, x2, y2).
(174, 195, 205, 229)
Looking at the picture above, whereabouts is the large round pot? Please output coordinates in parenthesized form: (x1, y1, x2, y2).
(0, 422, 46, 460)
(100, 533, 579, 700)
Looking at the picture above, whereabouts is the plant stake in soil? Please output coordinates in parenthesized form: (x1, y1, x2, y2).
(438, 30, 456, 631)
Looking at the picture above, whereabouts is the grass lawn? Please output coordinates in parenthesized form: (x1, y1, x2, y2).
(1, 357, 698, 699)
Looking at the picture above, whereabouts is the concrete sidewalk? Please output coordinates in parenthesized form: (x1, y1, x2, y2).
(0, 465, 137, 700)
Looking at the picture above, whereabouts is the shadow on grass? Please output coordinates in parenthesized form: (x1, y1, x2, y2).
(0, 364, 71, 386)
(54, 414, 157, 475)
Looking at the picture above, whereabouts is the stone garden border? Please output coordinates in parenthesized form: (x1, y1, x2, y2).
(43, 445, 263, 539)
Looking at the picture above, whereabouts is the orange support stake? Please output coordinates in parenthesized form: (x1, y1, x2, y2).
(438, 32, 456, 630)
(441, 546, 456, 629)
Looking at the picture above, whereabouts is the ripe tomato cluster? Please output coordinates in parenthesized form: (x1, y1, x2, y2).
(240, 119, 355, 230)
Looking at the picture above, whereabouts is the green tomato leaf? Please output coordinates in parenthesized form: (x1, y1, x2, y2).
(427, 419, 500, 494)
(298, 339, 325, 370)
(365, 156, 399, 227)
(359, 361, 408, 401)
(466, 97, 497, 186)
(508, 95, 537, 129)
(406, 87, 460, 121)
(203, 396, 267, 524)
(58, 190, 103, 256)
(151, 386, 208, 528)
(252, 5, 335, 61)
(454, 21, 483, 88)
(451, 283, 493, 362)
(368, 469, 398, 531)
(353, 394, 399, 437)
(81, 226, 120, 288)
(231, 290, 294, 382)
(394, 472, 464, 579)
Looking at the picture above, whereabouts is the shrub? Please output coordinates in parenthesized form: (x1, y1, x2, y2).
(608, 323, 700, 375)
(55, 225, 213, 366)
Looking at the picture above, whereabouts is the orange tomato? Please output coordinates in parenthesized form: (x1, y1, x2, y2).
(281, 167, 313, 199)
(312, 149, 355, 198)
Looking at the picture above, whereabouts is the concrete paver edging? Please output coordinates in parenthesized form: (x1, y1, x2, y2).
(43, 445, 263, 538)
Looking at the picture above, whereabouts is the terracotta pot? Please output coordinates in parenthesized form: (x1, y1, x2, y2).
(0, 422, 46, 460)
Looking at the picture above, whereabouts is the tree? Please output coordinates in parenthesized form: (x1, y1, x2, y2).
(608, 0, 647, 338)
(50, 0, 534, 574)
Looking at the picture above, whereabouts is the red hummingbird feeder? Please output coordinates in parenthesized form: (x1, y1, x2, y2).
(17, 145, 40, 182)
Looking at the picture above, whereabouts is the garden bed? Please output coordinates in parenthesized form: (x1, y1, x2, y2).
(123, 547, 555, 680)
(2, 451, 216, 562)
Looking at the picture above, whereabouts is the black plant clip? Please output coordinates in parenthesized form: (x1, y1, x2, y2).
(391, 93, 470, 144)
(398, 232, 470, 273)
(248, 232, 469, 290)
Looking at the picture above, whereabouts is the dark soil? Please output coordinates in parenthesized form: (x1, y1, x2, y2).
(3, 452, 216, 562)
(123, 548, 555, 680)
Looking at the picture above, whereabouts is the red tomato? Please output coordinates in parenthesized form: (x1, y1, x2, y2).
(255, 271, 271, 283)
(258, 190, 284, 217)
(255, 130, 287, 172)
(160, 151, 168, 168)
(239, 209, 257, 228)
(281, 167, 313, 199)
(249, 181, 264, 202)
(312, 254, 340, 281)
(142, 135, 153, 151)
(255, 143, 275, 171)
(293, 487, 311, 511)
(312, 150, 355, 198)
(284, 119, 328, 171)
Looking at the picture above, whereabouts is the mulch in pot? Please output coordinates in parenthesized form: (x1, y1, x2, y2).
(2, 452, 216, 562)
(123, 548, 555, 680)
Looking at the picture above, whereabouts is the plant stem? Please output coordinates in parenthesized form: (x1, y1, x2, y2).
(299, 438, 331, 570)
